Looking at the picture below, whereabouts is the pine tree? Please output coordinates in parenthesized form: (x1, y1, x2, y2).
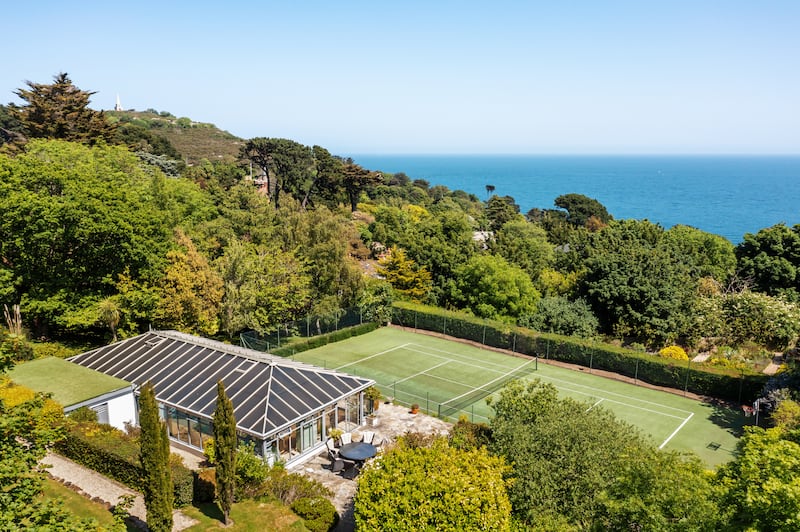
(213, 380, 237, 526)
(11, 72, 116, 143)
(139, 381, 173, 532)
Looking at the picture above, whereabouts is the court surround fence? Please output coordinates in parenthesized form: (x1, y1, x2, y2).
(391, 301, 768, 404)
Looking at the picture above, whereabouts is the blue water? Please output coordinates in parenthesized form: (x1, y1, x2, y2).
(350, 155, 800, 243)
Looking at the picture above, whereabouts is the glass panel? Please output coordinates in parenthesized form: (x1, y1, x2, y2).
(278, 426, 297, 461)
(167, 407, 179, 439)
(175, 411, 189, 444)
(188, 417, 201, 448)
(324, 407, 336, 436)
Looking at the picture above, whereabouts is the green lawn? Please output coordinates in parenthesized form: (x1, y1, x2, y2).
(182, 500, 308, 531)
(40, 477, 137, 531)
(294, 327, 748, 467)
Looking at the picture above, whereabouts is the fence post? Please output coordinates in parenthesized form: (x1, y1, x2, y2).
(277, 327, 281, 348)
(414, 311, 417, 331)
(482, 324, 486, 345)
(634, 359, 639, 384)
(512, 333, 516, 353)
(443, 316, 447, 335)
(684, 359, 691, 396)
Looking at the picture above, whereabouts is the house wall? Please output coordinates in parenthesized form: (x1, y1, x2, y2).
(103, 392, 137, 430)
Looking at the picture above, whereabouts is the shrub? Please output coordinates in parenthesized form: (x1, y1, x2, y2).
(291, 497, 339, 532)
(203, 437, 215, 465)
(270, 322, 379, 357)
(69, 406, 98, 423)
(258, 468, 332, 506)
(235, 443, 271, 499)
(658, 345, 689, 361)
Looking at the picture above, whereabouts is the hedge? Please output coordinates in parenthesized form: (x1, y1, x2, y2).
(391, 302, 767, 403)
(55, 422, 194, 506)
(270, 322, 379, 357)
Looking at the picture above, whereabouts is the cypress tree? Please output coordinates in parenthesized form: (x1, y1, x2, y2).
(139, 381, 173, 532)
(213, 380, 237, 526)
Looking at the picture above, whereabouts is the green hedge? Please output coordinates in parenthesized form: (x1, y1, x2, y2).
(392, 302, 767, 403)
(55, 422, 194, 506)
(270, 322, 379, 357)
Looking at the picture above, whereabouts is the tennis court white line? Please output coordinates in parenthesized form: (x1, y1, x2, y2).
(586, 398, 604, 412)
(659, 413, 694, 449)
(533, 372, 693, 416)
(334, 343, 411, 371)
(393, 360, 452, 386)
(404, 345, 515, 375)
(441, 359, 537, 408)
(405, 342, 519, 371)
(557, 384, 687, 420)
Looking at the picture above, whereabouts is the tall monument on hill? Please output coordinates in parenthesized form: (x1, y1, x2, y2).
(114, 94, 122, 111)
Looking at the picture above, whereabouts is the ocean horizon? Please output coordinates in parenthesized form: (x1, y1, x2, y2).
(350, 154, 800, 243)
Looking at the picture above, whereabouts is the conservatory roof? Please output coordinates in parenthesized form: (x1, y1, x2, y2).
(68, 330, 373, 438)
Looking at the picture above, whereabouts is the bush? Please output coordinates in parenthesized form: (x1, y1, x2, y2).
(258, 467, 332, 506)
(658, 345, 689, 361)
(270, 322, 379, 357)
(291, 497, 339, 532)
(69, 406, 98, 423)
(235, 443, 271, 499)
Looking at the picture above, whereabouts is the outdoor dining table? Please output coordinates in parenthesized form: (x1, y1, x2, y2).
(338, 441, 377, 463)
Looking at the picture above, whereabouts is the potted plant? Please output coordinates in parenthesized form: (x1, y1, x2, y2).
(364, 386, 382, 412)
(410, 403, 420, 415)
(328, 428, 343, 445)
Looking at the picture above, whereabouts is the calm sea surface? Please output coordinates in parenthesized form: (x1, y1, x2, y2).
(350, 155, 800, 243)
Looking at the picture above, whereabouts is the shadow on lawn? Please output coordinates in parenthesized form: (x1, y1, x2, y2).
(707, 398, 753, 439)
(194, 502, 224, 523)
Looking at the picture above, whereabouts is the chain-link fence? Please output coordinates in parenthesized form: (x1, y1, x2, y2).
(240, 307, 365, 352)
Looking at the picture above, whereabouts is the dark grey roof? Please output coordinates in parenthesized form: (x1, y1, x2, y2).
(68, 330, 373, 438)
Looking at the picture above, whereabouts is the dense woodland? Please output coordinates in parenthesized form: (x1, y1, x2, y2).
(2, 73, 800, 530)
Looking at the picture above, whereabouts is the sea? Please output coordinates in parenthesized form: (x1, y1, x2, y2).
(350, 155, 800, 244)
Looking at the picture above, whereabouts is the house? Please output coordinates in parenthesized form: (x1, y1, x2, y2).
(68, 330, 375, 466)
(7, 357, 136, 429)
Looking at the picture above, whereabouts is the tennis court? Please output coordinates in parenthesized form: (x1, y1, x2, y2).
(293, 327, 747, 466)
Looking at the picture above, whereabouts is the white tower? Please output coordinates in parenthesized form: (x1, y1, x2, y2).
(115, 94, 122, 111)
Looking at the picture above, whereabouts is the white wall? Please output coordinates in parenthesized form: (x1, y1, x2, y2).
(105, 392, 137, 431)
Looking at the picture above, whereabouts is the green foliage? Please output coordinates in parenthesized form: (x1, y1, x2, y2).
(290, 497, 339, 532)
(377, 246, 433, 302)
(488, 380, 719, 530)
(553, 193, 612, 227)
(269, 322, 380, 357)
(717, 426, 800, 531)
(193, 468, 217, 504)
(663, 224, 736, 283)
(736, 223, 800, 300)
(235, 443, 271, 499)
(68, 406, 98, 423)
(448, 417, 492, 451)
(354, 437, 512, 531)
(139, 382, 173, 532)
(485, 195, 522, 233)
(454, 254, 539, 320)
(241, 137, 314, 208)
(357, 280, 394, 324)
(773, 399, 800, 430)
(213, 380, 236, 525)
(581, 219, 697, 346)
(520, 296, 598, 338)
(11, 72, 116, 144)
(492, 219, 555, 280)
(257, 467, 332, 506)
(658, 345, 689, 361)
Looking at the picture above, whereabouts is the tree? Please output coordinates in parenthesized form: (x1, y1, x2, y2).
(138, 381, 173, 532)
(716, 426, 800, 531)
(455, 254, 539, 320)
(98, 298, 121, 342)
(354, 436, 512, 531)
(580, 220, 696, 346)
(663, 224, 736, 283)
(154, 229, 223, 335)
(10, 73, 116, 144)
(377, 246, 433, 302)
(736, 223, 800, 301)
(240, 137, 314, 208)
(553, 193, 612, 228)
(213, 380, 236, 527)
(492, 219, 554, 281)
(485, 195, 521, 233)
(520, 296, 598, 338)
(341, 160, 381, 212)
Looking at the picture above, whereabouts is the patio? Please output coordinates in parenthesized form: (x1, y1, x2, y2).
(293, 402, 452, 531)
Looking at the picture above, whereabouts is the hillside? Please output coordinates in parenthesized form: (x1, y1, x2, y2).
(107, 109, 244, 165)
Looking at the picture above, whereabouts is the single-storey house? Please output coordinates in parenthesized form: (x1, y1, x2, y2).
(68, 330, 375, 466)
(7, 357, 136, 429)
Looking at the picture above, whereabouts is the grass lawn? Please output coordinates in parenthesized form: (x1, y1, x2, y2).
(294, 327, 749, 467)
(40, 477, 137, 530)
(182, 500, 308, 531)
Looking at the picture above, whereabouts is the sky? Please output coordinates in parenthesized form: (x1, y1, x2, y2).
(2, 1, 799, 155)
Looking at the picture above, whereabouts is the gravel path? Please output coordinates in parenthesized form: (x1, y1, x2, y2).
(42, 453, 197, 531)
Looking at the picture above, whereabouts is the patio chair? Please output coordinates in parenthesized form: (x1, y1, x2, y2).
(325, 438, 339, 459)
(361, 431, 375, 444)
(340, 432, 352, 445)
(342, 460, 359, 480)
(330, 457, 345, 473)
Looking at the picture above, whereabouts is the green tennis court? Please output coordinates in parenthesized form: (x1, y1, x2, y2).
(293, 327, 747, 466)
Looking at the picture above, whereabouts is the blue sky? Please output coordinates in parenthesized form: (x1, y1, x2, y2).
(2, 1, 798, 155)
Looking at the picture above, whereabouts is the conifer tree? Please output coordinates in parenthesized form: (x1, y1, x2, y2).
(139, 381, 173, 532)
(213, 380, 236, 526)
(11, 72, 116, 143)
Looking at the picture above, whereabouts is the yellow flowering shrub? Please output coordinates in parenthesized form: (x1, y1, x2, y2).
(658, 345, 688, 361)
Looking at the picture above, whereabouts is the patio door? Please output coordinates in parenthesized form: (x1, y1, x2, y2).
(300, 419, 317, 451)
